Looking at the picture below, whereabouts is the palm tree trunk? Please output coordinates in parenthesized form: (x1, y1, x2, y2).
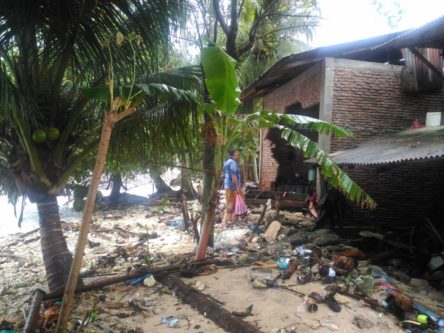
(109, 172, 122, 201)
(56, 109, 122, 332)
(37, 195, 73, 292)
(153, 174, 171, 194)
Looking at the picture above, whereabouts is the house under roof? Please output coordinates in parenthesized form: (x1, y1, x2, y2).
(243, 15, 444, 100)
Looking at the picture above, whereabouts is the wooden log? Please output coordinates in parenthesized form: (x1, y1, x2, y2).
(24, 289, 45, 332)
(159, 274, 262, 333)
(43, 258, 233, 300)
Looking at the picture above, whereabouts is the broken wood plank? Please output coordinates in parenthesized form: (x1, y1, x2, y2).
(159, 274, 262, 333)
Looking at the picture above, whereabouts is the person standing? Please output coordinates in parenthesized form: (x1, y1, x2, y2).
(223, 149, 241, 227)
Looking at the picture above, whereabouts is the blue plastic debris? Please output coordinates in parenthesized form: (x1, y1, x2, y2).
(126, 273, 153, 286)
(277, 256, 290, 270)
(170, 219, 185, 229)
(161, 316, 180, 327)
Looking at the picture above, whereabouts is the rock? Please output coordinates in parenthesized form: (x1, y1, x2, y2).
(249, 269, 273, 281)
(320, 320, 338, 331)
(251, 278, 267, 289)
(194, 281, 206, 291)
(334, 294, 350, 304)
(264, 242, 292, 256)
(311, 263, 319, 274)
(312, 233, 342, 246)
(352, 315, 375, 329)
(264, 211, 277, 228)
(285, 233, 308, 246)
(263, 221, 281, 243)
(307, 228, 331, 240)
(410, 278, 429, 289)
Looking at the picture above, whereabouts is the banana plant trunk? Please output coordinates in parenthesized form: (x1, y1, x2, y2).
(37, 195, 74, 292)
(56, 104, 135, 331)
(195, 117, 217, 260)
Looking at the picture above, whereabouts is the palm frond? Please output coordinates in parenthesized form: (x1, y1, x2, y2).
(279, 126, 376, 209)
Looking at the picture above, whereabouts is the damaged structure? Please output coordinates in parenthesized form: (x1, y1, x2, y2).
(243, 15, 444, 228)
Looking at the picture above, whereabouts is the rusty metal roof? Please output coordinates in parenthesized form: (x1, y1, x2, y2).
(329, 126, 444, 166)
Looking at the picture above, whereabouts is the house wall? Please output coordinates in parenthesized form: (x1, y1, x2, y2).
(342, 160, 444, 227)
(259, 57, 444, 225)
(260, 62, 322, 190)
(329, 58, 444, 151)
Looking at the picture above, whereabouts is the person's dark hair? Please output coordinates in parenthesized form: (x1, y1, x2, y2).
(228, 149, 237, 157)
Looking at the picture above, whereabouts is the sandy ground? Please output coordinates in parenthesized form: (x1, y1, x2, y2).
(0, 200, 427, 332)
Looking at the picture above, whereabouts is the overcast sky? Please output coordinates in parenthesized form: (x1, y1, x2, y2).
(312, 0, 444, 47)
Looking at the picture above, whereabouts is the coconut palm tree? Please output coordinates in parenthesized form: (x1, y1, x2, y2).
(0, 0, 190, 292)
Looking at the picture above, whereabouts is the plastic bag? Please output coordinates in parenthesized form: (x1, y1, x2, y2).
(234, 193, 247, 216)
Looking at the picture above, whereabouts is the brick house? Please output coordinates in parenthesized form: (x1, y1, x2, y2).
(243, 17, 444, 227)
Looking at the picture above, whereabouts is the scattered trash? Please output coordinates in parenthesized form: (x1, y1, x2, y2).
(126, 273, 153, 286)
(160, 316, 180, 328)
(304, 296, 319, 313)
(324, 293, 341, 312)
(416, 314, 428, 325)
(248, 223, 263, 235)
(320, 320, 338, 331)
(277, 256, 290, 270)
(170, 219, 185, 229)
(143, 274, 156, 287)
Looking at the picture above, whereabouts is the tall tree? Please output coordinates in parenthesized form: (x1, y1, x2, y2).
(0, 0, 188, 292)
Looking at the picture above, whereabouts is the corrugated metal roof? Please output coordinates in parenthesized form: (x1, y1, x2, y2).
(329, 126, 444, 166)
(242, 15, 444, 100)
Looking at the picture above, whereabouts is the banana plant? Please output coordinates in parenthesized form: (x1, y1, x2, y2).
(196, 45, 376, 259)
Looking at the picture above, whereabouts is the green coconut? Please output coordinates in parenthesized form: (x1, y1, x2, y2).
(32, 129, 47, 143)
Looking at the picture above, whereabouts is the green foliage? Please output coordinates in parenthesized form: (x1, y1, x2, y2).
(201, 47, 241, 114)
(201, 44, 375, 209)
(0, 0, 189, 202)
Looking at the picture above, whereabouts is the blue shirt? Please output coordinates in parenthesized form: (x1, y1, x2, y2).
(224, 158, 241, 190)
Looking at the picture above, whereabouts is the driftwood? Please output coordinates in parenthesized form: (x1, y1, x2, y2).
(159, 274, 262, 333)
(24, 289, 46, 332)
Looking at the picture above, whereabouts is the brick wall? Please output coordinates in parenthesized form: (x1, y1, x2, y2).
(260, 62, 322, 190)
(343, 160, 444, 227)
(258, 56, 444, 226)
(330, 58, 444, 151)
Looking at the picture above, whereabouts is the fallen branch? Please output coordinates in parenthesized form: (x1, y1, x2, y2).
(24, 289, 46, 332)
(248, 204, 267, 241)
(159, 274, 262, 333)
